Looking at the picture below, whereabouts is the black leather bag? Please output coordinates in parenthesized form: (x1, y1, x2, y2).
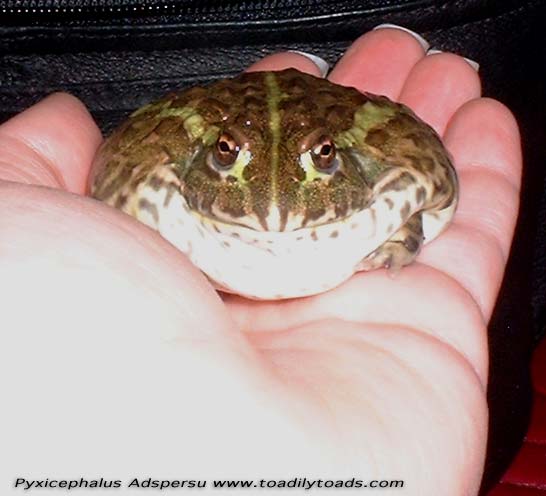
(2, 1, 545, 492)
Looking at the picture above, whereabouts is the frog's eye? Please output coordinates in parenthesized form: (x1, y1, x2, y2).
(212, 132, 240, 169)
(310, 135, 337, 171)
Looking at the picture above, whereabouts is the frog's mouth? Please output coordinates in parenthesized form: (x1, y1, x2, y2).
(180, 194, 387, 260)
(184, 197, 361, 233)
(189, 206, 348, 242)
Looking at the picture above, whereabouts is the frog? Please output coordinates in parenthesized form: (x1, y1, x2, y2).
(88, 68, 458, 300)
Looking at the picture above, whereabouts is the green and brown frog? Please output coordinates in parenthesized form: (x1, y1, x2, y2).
(89, 69, 458, 299)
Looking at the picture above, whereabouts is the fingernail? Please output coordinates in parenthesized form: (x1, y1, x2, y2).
(373, 23, 430, 51)
(463, 57, 480, 72)
(288, 51, 330, 77)
(427, 48, 480, 71)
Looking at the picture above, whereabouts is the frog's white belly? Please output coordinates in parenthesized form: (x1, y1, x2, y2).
(128, 169, 436, 300)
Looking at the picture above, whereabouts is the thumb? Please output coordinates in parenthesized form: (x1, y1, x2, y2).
(0, 92, 102, 192)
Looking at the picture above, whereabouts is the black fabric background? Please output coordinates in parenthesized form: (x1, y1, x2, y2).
(1, 1, 545, 492)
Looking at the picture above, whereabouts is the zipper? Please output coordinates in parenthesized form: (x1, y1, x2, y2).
(1, 0, 432, 22)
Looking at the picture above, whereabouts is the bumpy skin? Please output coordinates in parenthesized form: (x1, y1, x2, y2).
(89, 69, 458, 299)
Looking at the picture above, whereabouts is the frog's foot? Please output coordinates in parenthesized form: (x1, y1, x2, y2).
(358, 213, 424, 272)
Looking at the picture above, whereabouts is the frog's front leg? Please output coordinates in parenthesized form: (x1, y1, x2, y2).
(358, 213, 424, 271)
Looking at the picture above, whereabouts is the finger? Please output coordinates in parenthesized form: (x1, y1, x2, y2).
(246, 51, 325, 76)
(420, 98, 521, 319)
(329, 26, 428, 99)
(399, 52, 481, 135)
(0, 93, 102, 193)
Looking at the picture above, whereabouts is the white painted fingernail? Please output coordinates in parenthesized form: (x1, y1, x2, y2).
(427, 48, 480, 71)
(288, 51, 330, 77)
(463, 57, 480, 72)
(373, 23, 430, 51)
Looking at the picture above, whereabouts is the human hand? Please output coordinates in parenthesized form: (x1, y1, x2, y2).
(1, 27, 520, 495)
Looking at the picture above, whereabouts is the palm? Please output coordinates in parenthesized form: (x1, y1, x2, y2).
(1, 28, 520, 495)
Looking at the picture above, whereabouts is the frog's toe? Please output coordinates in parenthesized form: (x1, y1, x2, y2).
(357, 213, 424, 272)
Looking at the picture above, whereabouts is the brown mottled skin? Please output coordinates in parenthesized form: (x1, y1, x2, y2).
(89, 69, 458, 298)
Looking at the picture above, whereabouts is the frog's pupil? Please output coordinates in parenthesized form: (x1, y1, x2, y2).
(219, 141, 230, 153)
(212, 133, 239, 168)
(311, 136, 336, 171)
